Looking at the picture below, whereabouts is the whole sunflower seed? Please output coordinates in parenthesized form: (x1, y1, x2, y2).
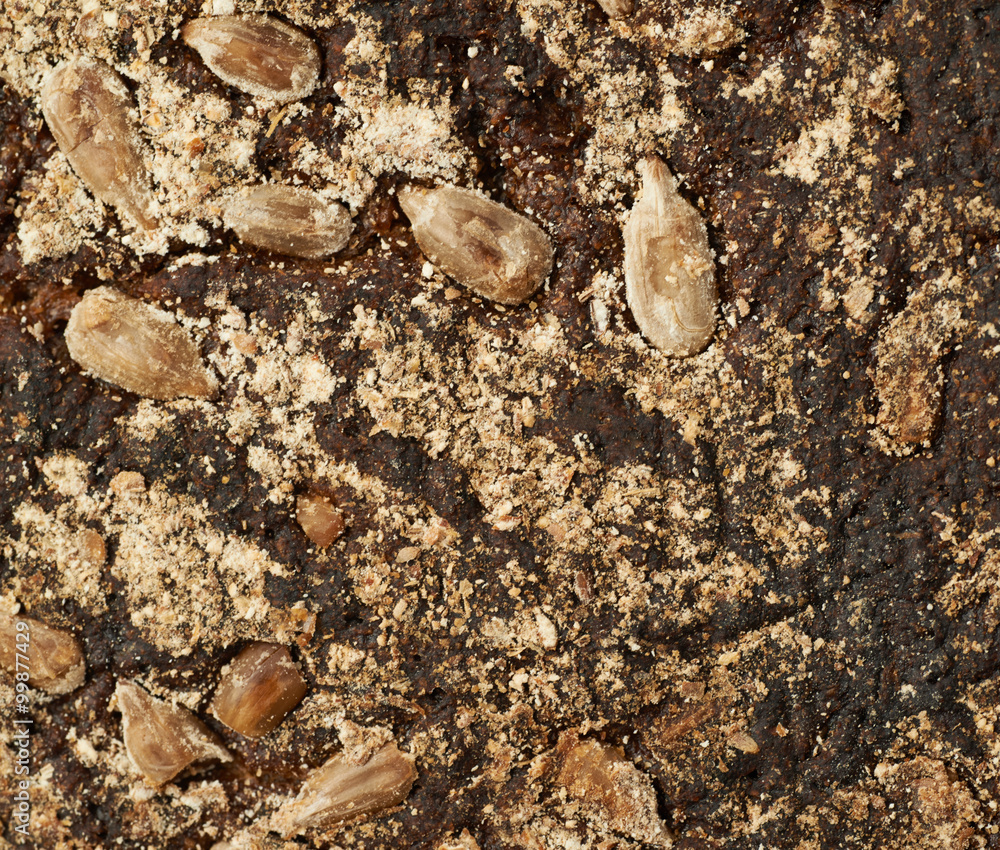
(623, 156, 717, 356)
(223, 185, 353, 259)
(40, 56, 157, 229)
(398, 184, 555, 305)
(271, 742, 417, 836)
(65, 286, 219, 401)
(182, 15, 321, 103)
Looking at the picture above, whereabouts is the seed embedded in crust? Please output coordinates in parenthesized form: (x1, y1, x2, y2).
(223, 185, 353, 259)
(271, 742, 417, 837)
(65, 286, 219, 401)
(114, 680, 231, 787)
(210, 642, 307, 738)
(623, 156, 718, 356)
(40, 56, 157, 230)
(182, 15, 321, 104)
(398, 184, 555, 305)
(0, 612, 86, 695)
(296, 493, 346, 547)
(596, 0, 633, 18)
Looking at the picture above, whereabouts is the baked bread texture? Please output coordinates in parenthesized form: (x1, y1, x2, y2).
(1, 1, 999, 847)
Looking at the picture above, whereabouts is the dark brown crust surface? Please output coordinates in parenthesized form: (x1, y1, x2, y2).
(2, 1, 1000, 849)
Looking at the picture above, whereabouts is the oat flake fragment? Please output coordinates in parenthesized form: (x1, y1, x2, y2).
(623, 156, 717, 356)
(224, 185, 353, 259)
(40, 56, 157, 229)
(182, 15, 321, 104)
(66, 287, 219, 400)
(398, 184, 555, 305)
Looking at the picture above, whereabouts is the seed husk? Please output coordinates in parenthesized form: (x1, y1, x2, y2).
(398, 184, 555, 305)
(210, 642, 307, 738)
(65, 286, 219, 401)
(223, 185, 353, 259)
(296, 493, 346, 547)
(271, 742, 417, 836)
(40, 56, 157, 230)
(182, 15, 321, 104)
(0, 612, 86, 695)
(115, 680, 231, 787)
(623, 156, 717, 356)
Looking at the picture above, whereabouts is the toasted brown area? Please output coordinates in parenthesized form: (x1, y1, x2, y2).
(2, 1, 1000, 849)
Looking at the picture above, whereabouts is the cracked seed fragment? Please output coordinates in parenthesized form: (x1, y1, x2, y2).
(182, 15, 321, 104)
(623, 156, 717, 356)
(211, 642, 307, 738)
(557, 733, 672, 847)
(40, 56, 157, 229)
(115, 680, 231, 787)
(66, 287, 218, 400)
(398, 184, 554, 305)
(0, 612, 86, 695)
(597, 0, 633, 18)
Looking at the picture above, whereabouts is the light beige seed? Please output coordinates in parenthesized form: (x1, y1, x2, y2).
(40, 56, 157, 230)
(727, 731, 760, 754)
(398, 184, 554, 305)
(224, 185, 353, 259)
(0, 612, 86, 695)
(182, 15, 321, 103)
(557, 733, 672, 847)
(78, 528, 107, 566)
(272, 742, 417, 836)
(623, 156, 717, 356)
(114, 680, 231, 787)
(66, 287, 219, 400)
(296, 493, 346, 547)
(211, 642, 307, 738)
(597, 0, 633, 18)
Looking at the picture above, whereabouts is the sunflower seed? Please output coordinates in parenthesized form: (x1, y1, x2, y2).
(223, 185, 353, 259)
(114, 680, 231, 787)
(597, 0, 633, 18)
(0, 612, 86, 695)
(211, 642, 307, 738)
(272, 742, 417, 836)
(66, 286, 219, 400)
(623, 156, 717, 356)
(40, 56, 157, 229)
(398, 184, 554, 305)
(296, 493, 346, 547)
(182, 15, 321, 104)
